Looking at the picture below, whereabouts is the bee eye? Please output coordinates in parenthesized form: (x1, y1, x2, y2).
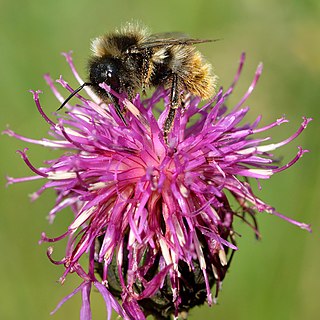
(89, 57, 121, 92)
(105, 68, 120, 91)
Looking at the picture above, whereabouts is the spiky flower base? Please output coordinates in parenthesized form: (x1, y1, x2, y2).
(4, 52, 311, 320)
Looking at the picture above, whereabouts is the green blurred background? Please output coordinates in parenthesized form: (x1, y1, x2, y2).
(1, 0, 319, 319)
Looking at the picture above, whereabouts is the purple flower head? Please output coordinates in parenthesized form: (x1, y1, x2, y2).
(4, 52, 311, 320)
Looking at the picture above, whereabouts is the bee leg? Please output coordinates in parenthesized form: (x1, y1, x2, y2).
(163, 73, 180, 143)
(106, 92, 127, 126)
(163, 107, 176, 144)
(142, 50, 153, 96)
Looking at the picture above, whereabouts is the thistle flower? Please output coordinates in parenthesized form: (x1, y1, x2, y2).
(4, 52, 311, 320)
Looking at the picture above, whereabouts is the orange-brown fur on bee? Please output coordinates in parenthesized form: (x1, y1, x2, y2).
(167, 45, 216, 99)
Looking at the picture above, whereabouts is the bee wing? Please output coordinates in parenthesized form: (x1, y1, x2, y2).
(130, 33, 217, 51)
(147, 32, 190, 40)
(137, 39, 213, 50)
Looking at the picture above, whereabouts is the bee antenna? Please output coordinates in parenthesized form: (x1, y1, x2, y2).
(57, 82, 92, 111)
(212, 38, 224, 42)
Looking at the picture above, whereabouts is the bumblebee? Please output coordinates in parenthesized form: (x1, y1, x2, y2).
(60, 23, 218, 140)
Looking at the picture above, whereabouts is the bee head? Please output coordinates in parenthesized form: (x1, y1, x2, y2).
(89, 57, 123, 92)
(57, 57, 124, 112)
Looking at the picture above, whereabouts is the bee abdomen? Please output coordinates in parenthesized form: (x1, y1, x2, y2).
(182, 51, 217, 99)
